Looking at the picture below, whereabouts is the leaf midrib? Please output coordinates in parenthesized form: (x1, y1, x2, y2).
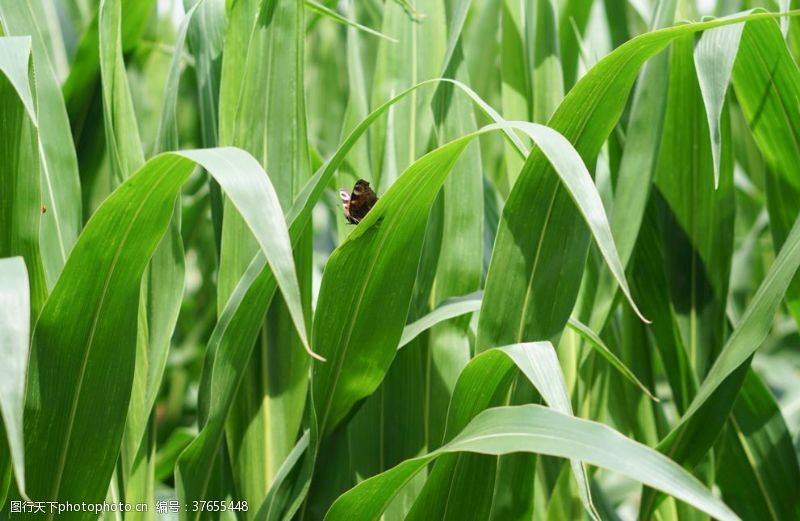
(47, 166, 173, 513)
(509, 47, 644, 344)
(317, 157, 446, 436)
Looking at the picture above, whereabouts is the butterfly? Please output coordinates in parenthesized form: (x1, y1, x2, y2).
(339, 179, 378, 224)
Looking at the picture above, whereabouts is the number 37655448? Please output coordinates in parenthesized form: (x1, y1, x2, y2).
(191, 500, 248, 512)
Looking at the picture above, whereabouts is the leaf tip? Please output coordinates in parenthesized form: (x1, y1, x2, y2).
(307, 347, 327, 362)
(632, 303, 651, 324)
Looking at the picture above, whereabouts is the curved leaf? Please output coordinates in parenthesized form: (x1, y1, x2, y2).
(397, 293, 656, 400)
(325, 405, 738, 521)
(24, 147, 305, 515)
(303, 0, 395, 42)
(398, 291, 482, 348)
(665, 210, 800, 443)
(179, 79, 638, 516)
(311, 118, 642, 438)
(177, 77, 523, 516)
(311, 132, 476, 437)
(634, 22, 800, 518)
(695, 20, 745, 188)
(566, 318, 658, 401)
(477, 10, 796, 350)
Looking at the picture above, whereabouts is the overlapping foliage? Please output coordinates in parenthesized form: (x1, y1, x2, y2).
(1, 0, 799, 520)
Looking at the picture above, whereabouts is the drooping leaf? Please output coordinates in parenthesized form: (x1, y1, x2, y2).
(695, 21, 744, 188)
(312, 118, 643, 440)
(326, 405, 738, 521)
(478, 10, 778, 354)
(586, 0, 675, 331)
(24, 147, 307, 518)
(566, 318, 658, 401)
(399, 291, 482, 348)
(215, 0, 316, 510)
(177, 78, 522, 519)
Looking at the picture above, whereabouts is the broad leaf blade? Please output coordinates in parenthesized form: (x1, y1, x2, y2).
(326, 405, 738, 521)
(24, 147, 303, 518)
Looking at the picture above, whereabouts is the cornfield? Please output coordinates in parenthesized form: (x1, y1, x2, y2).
(1, 0, 799, 519)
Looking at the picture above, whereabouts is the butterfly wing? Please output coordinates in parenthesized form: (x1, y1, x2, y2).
(339, 189, 357, 224)
(347, 180, 378, 223)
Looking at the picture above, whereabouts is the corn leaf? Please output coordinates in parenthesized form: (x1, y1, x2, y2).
(0, 0, 83, 289)
(0, 257, 29, 499)
(326, 403, 738, 521)
(24, 147, 305, 517)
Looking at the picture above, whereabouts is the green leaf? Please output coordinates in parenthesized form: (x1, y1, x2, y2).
(3, 3, 796, 520)
(440, 0, 471, 76)
(500, 0, 530, 191)
(178, 73, 683, 518)
(630, 203, 696, 413)
(716, 370, 800, 520)
(662, 211, 800, 449)
(559, 0, 593, 88)
(695, 21, 744, 189)
(177, 78, 519, 520)
(566, 318, 658, 401)
(311, 117, 642, 440)
(0, 35, 46, 501)
(729, 15, 800, 327)
(639, 204, 800, 515)
(183, 0, 225, 246)
(303, 0, 396, 42)
(426, 10, 483, 458)
(61, 0, 156, 147)
(397, 293, 655, 401)
(311, 132, 475, 438)
(98, 0, 145, 180)
(478, 11, 782, 354)
(325, 405, 738, 521)
(0, 257, 29, 499)
(215, 0, 316, 511)
(586, 0, 675, 332)
(155, 1, 201, 154)
(24, 147, 306, 517)
(369, 0, 446, 185)
(123, 5, 196, 515)
(178, 252, 280, 520)
(0, 0, 83, 289)
(655, 32, 735, 377)
(399, 291, 482, 348)
(503, 343, 598, 519)
(0, 36, 46, 319)
(154, 427, 194, 482)
(253, 430, 310, 520)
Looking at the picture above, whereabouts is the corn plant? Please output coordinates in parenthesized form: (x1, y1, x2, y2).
(1, 0, 799, 520)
